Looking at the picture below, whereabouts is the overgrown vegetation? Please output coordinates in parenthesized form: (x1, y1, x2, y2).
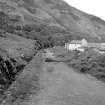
(52, 47, 105, 82)
(1, 54, 42, 105)
(65, 50, 105, 82)
(0, 56, 25, 93)
(0, 11, 71, 49)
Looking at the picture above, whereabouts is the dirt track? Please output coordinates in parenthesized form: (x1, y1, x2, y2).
(29, 62, 105, 105)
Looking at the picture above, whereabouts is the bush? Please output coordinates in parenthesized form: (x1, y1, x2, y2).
(0, 56, 25, 91)
(67, 49, 105, 82)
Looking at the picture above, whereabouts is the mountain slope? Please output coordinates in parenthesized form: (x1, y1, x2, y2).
(0, 0, 105, 42)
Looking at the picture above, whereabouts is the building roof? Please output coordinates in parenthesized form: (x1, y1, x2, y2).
(70, 40, 82, 44)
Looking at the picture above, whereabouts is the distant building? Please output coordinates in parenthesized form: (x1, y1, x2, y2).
(65, 38, 105, 53)
(65, 39, 87, 52)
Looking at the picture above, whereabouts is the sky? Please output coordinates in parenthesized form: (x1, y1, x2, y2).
(64, 0, 105, 20)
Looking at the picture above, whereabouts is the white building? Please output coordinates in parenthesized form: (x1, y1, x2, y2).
(65, 39, 88, 52)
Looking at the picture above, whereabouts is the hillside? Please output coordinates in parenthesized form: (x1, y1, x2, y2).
(0, 0, 105, 104)
(0, 0, 105, 42)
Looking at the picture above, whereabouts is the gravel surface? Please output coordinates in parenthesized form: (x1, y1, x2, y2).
(28, 62, 105, 105)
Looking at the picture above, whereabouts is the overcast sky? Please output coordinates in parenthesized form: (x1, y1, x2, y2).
(64, 0, 105, 20)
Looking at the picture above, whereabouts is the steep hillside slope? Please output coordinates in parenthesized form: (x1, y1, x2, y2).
(0, 0, 105, 42)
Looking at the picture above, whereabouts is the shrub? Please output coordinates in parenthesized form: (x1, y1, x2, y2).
(67, 49, 105, 82)
(0, 56, 25, 91)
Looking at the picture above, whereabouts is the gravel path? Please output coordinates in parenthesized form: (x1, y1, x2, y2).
(29, 62, 105, 105)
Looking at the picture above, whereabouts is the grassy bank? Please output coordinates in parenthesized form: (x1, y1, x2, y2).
(0, 54, 43, 105)
(67, 50, 105, 82)
(52, 47, 105, 82)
